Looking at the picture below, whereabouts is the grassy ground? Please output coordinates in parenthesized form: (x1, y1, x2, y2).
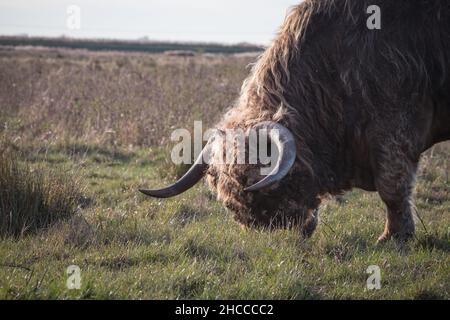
(0, 47, 449, 299)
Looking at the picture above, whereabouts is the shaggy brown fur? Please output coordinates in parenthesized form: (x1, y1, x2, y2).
(206, 0, 450, 241)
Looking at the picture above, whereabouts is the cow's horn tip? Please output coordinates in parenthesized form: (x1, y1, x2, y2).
(139, 189, 157, 197)
(244, 184, 260, 192)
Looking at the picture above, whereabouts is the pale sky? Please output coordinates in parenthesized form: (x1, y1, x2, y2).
(0, 0, 302, 45)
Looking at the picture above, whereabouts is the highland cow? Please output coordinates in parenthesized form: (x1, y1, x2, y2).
(141, 0, 450, 242)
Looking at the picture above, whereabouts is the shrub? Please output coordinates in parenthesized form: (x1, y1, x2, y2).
(0, 150, 82, 237)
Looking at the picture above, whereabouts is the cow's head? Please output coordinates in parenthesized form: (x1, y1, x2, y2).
(140, 121, 319, 237)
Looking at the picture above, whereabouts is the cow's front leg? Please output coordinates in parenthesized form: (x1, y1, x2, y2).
(377, 198, 416, 242)
(374, 146, 418, 242)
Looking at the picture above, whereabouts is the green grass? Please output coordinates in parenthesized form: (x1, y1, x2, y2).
(0, 142, 448, 300)
(0, 47, 448, 299)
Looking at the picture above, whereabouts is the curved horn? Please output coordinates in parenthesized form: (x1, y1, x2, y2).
(245, 121, 297, 192)
(139, 141, 213, 199)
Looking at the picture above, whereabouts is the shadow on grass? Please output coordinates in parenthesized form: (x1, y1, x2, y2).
(337, 231, 450, 254)
(415, 234, 450, 253)
(413, 289, 446, 300)
(170, 277, 207, 299)
(320, 234, 372, 262)
(286, 282, 323, 300)
(182, 238, 248, 263)
(98, 256, 138, 271)
(171, 205, 210, 227)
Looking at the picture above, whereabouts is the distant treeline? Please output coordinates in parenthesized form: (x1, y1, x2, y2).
(0, 36, 264, 54)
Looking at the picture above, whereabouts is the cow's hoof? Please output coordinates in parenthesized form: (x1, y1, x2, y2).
(301, 209, 319, 238)
(377, 232, 391, 243)
(377, 230, 414, 244)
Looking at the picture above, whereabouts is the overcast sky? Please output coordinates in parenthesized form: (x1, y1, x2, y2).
(0, 0, 302, 45)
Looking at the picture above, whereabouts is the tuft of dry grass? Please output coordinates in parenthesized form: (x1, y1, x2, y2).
(0, 148, 82, 237)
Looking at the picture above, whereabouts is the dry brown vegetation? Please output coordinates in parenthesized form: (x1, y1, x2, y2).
(0, 47, 254, 148)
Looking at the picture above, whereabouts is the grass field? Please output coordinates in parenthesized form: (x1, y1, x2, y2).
(0, 47, 449, 299)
